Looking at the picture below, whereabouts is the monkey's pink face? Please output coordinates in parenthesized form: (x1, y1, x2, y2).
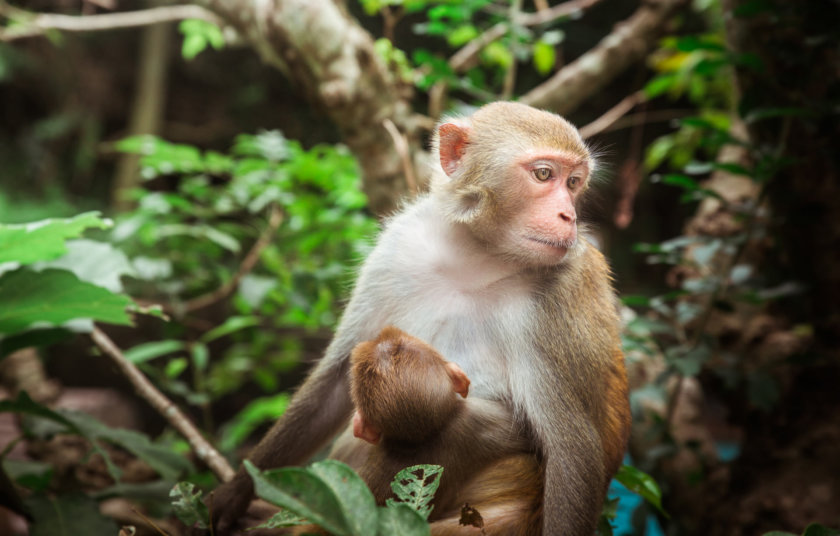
(509, 150, 588, 265)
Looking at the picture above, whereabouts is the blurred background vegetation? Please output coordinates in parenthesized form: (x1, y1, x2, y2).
(0, 0, 838, 535)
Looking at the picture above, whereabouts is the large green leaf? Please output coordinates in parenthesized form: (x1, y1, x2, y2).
(245, 461, 351, 535)
(376, 503, 430, 536)
(309, 460, 378, 536)
(60, 411, 193, 481)
(26, 493, 117, 536)
(0, 212, 110, 266)
(36, 239, 135, 293)
(0, 268, 132, 334)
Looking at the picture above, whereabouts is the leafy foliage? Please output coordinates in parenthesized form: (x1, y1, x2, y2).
(386, 464, 444, 520)
(615, 465, 666, 516)
(170, 482, 210, 529)
(112, 131, 376, 419)
(241, 460, 434, 536)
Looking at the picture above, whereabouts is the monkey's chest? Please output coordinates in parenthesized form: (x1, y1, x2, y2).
(386, 271, 534, 399)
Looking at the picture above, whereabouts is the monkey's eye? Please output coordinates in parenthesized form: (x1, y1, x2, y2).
(533, 168, 552, 181)
(568, 176, 582, 189)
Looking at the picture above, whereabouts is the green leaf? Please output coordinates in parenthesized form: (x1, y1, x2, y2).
(674, 36, 726, 52)
(245, 461, 352, 536)
(615, 465, 667, 516)
(0, 391, 78, 431)
(309, 460, 379, 536)
(0, 212, 111, 265)
(165, 357, 188, 378)
(377, 503, 430, 536)
(644, 136, 675, 171)
(744, 106, 811, 123)
(199, 316, 259, 343)
(0, 269, 132, 335)
(191, 342, 209, 371)
(123, 340, 186, 364)
(170, 482, 209, 529)
(447, 25, 478, 47)
(386, 465, 443, 520)
(179, 19, 225, 60)
(59, 411, 193, 480)
(802, 524, 840, 536)
(0, 328, 73, 358)
(533, 40, 556, 75)
(156, 224, 241, 253)
(220, 393, 290, 451)
(481, 41, 513, 69)
(644, 73, 678, 98)
(255, 509, 310, 529)
(34, 239, 135, 293)
(661, 174, 700, 191)
(26, 493, 117, 536)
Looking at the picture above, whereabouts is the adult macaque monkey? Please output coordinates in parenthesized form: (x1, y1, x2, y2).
(205, 102, 631, 535)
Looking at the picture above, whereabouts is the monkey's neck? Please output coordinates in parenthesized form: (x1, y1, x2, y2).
(419, 197, 529, 290)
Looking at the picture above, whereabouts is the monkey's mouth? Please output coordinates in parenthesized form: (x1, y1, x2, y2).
(527, 236, 576, 253)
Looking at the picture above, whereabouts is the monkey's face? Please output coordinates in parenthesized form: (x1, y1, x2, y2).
(499, 148, 589, 266)
(436, 102, 592, 268)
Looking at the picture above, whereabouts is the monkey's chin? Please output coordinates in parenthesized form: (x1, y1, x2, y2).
(526, 236, 574, 262)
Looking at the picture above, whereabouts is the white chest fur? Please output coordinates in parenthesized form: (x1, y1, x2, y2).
(358, 198, 536, 399)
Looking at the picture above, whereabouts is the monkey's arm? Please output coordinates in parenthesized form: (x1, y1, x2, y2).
(205, 267, 395, 533)
(206, 360, 353, 533)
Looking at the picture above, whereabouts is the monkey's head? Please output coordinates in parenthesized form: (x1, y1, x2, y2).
(432, 101, 592, 267)
(349, 326, 470, 445)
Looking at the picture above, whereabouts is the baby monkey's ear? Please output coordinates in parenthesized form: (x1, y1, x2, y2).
(352, 410, 381, 445)
(445, 362, 471, 398)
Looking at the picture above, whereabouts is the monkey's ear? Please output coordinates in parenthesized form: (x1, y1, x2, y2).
(445, 362, 471, 398)
(352, 410, 381, 445)
(438, 123, 469, 176)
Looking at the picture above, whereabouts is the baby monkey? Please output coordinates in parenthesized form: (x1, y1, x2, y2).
(336, 326, 539, 529)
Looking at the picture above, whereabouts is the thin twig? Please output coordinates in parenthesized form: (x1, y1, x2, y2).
(595, 108, 696, 135)
(579, 90, 646, 139)
(383, 119, 418, 195)
(91, 327, 235, 482)
(516, 0, 603, 26)
(0, 4, 219, 42)
(129, 506, 170, 536)
(180, 205, 283, 313)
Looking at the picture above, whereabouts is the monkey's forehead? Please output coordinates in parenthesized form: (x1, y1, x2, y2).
(470, 102, 589, 157)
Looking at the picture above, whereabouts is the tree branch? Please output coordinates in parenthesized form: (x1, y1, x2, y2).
(0, 4, 219, 41)
(91, 327, 235, 483)
(579, 90, 645, 139)
(522, 0, 687, 115)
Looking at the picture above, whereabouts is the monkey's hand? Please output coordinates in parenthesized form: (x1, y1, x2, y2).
(189, 471, 253, 536)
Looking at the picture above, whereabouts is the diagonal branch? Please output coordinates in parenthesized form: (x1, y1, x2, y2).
(0, 4, 219, 41)
(522, 0, 687, 115)
(91, 327, 235, 482)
